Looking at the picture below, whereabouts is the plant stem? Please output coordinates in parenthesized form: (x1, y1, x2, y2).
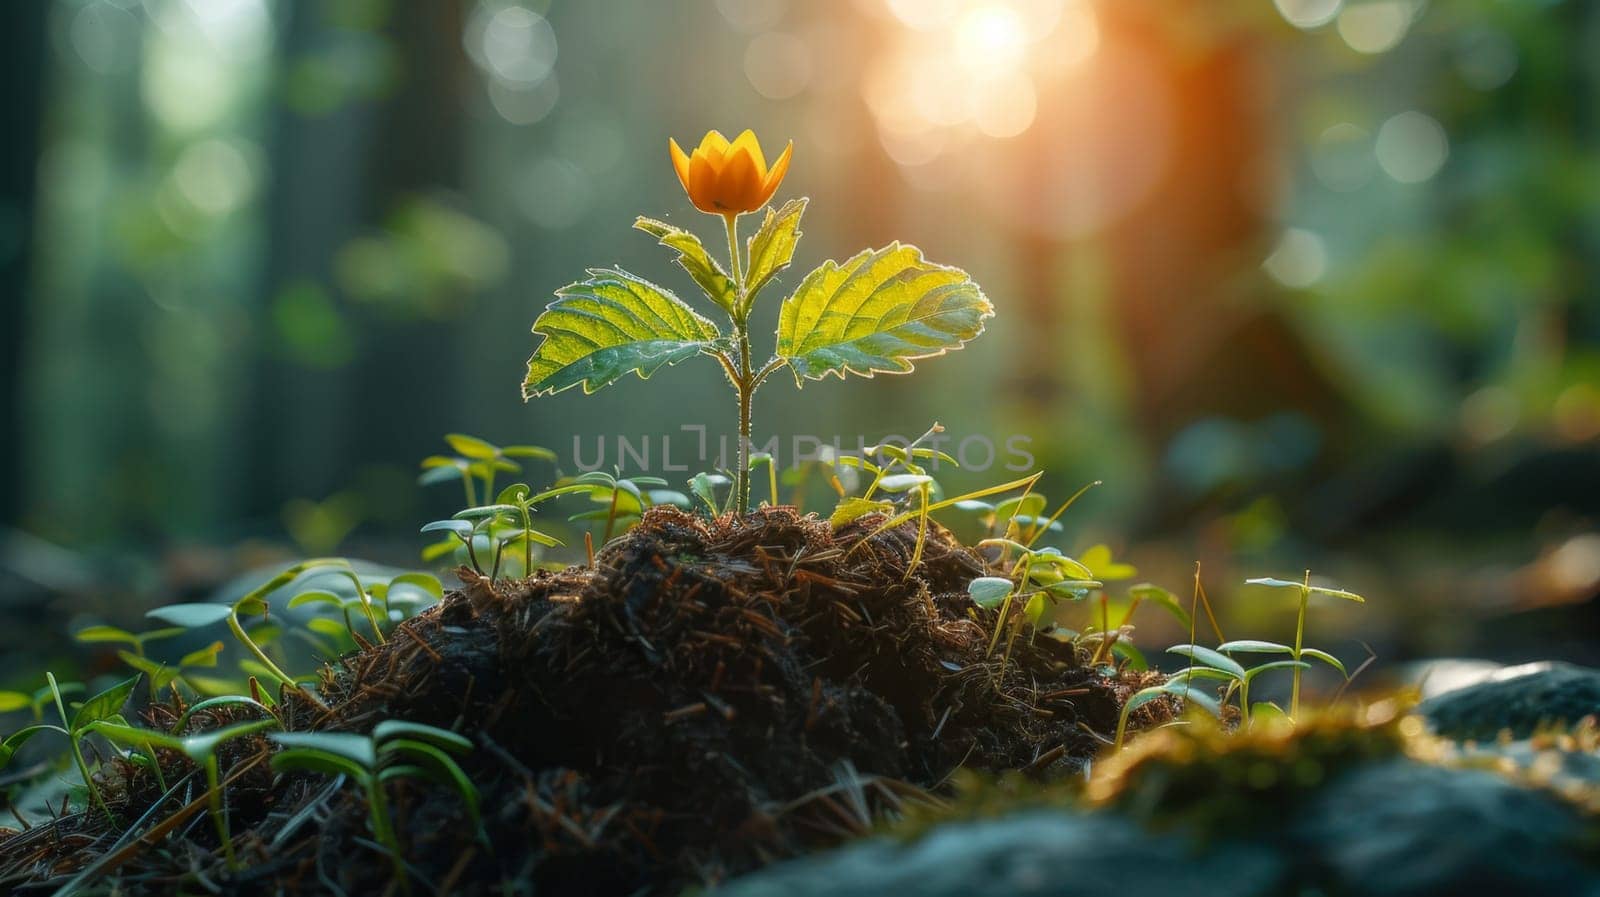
(227, 613, 297, 692)
(368, 779, 407, 886)
(724, 212, 754, 515)
(520, 502, 534, 577)
(207, 756, 238, 870)
(49, 674, 114, 825)
(1291, 570, 1310, 719)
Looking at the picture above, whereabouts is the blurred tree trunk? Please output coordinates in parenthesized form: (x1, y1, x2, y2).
(250, 0, 382, 515)
(0, 2, 47, 527)
(250, 1, 467, 525)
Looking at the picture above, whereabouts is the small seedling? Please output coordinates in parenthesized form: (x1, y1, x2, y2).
(419, 433, 555, 509)
(149, 559, 387, 695)
(559, 471, 682, 542)
(967, 543, 1103, 677)
(0, 673, 139, 823)
(523, 130, 992, 515)
(75, 624, 224, 696)
(287, 570, 446, 651)
(271, 721, 480, 887)
(0, 680, 85, 722)
(1115, 679, 1221, 749)
(1243, 572, 1364, 718)
(1164, 644, 1310, 728)
(90, 717, 280, 869)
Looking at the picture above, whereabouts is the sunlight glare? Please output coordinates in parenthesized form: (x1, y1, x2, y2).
(955, 5, 1030, 75)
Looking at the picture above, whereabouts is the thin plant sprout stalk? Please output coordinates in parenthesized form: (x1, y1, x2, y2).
(725, 211, 754, 515)
(1291, 569, 1310, 719)
(49, 674, 113, 825)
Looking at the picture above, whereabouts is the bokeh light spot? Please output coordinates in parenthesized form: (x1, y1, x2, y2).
(1310, 122, 1374, 192)
(489, 74, 559, 125)
(1336, 1, 1411, 55)
(955, 5, 1029, 76)
(744, 32, 813, 100)
(1262, 228, 1328, 289)
(69, 2, 140, 76)
(172, 139, 257, 217)
(469, 6, 558, 87)
(717, 0, 787, 33)
(1375, 111, 1449, 183)
(1274, 0, 1342, 30)
(1455, 28, 1518, 91)
(885, 0, 963, 30)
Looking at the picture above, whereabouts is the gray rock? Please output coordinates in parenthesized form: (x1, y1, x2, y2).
(1291, 758, 1600, 897)
(1419, 661, 1600, 739)
(713, 810, 1283, 897)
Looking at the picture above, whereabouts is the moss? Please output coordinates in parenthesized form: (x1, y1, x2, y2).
(1084, 702, 1430, 836)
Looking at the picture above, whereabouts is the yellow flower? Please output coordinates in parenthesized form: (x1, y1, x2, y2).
(669, 129, 793, 217)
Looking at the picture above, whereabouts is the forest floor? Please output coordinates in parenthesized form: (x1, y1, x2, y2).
(0, 507, 1168, 895)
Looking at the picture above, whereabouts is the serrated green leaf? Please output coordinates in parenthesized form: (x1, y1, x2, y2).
(634, 216, 737, 312)
(776, 243, 992, 383)
(743, 198, 807, 308)
(524, 268, 722, 397)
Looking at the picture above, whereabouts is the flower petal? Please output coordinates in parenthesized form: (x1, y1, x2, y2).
(669, 138, 693, 193)
(730, 129, 768, 179)
(688, 151, 723, 213)
(755, 140, 793, 207)
(716, 146, 762, 213)
(698, 129, 730, 157)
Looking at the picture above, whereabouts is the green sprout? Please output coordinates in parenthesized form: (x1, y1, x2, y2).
(1243, 572, 1365, 718)
(1163, 644, 1310, 728)
(271, 721, 481, 887)
(148, 559, 388, 696)
(523, 134, 991, 516)
(419, 433, 555, 510)
(0, 680, 85, 721)
(559, 471, 684, 543)
(89, 717, 280, 870)
(286, 571, 445, 651)
(74, 624, 224, 697)
(966, 543, 1102, 678)
(0, 673, 139, 824)
(1115, 679, 1221, 750)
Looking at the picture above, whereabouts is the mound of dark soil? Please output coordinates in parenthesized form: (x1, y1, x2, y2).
(1, 507, 1155, 895)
